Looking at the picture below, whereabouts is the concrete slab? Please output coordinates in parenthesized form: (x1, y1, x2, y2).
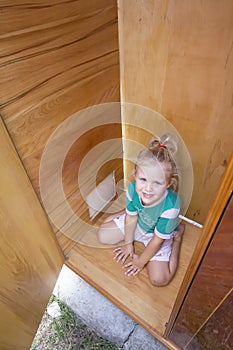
(124, 325, 168, 350)
(53, 265, 168, 349)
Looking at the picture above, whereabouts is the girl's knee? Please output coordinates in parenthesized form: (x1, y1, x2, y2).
(147, 263, 171, 286)
(149, 276, 169, 287)
(148, 271, 170, 287)
(97, 227, 108, 244)
(97, 222, 124, 245)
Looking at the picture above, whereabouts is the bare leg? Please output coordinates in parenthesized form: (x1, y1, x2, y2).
(101, 210, 125, 223)
(147, 223, 185, 286)
(97, 212, 125, 245)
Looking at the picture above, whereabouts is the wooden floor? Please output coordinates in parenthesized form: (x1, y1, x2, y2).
(57, 219, 201, 343)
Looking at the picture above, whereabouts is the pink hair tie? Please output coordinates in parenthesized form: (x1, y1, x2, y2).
(158, 143, 167, 149)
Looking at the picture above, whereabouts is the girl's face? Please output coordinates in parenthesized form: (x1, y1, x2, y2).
(135, 162, 171, 206)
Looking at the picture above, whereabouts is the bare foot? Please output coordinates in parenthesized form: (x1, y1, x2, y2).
(174, 223, 185, 242)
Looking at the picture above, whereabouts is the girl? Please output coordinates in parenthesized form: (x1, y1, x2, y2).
(97, 134, 185, 286)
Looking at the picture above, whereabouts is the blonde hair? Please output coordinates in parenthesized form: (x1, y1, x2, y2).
(135, 134, 179, 191)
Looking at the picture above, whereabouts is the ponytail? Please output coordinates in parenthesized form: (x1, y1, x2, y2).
(136, 134, 179, 191)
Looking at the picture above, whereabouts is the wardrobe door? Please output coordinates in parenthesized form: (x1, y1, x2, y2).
(0, 118, 64, 350)
(169, 194, 233, 349)
(186, 290, 233, 349)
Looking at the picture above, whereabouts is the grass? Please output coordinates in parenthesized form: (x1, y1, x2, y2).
(31, 295, 122, 350)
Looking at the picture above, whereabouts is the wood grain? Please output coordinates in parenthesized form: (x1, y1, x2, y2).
(0, 117, 64, 350)
(0, 0, 120, 196)
(0, 0, 121, 275)
(118, 0, 233, 223)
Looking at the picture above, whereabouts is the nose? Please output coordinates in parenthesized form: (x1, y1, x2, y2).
(145, 182, 152, 192)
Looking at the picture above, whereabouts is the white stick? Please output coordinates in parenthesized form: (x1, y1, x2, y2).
(179, 214, 203, 229)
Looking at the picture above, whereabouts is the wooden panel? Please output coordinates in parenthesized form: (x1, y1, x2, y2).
(66, 221, 201, 344)
(186, 290, 233, 350)
(118, 0, 233, 223)
(169, 194, 233, 348)
(0, 0, 121, 253)
(0, 0, 120, 195)
(0, 117, 64, 350)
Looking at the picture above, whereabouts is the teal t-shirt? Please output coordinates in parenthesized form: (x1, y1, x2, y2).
(126, 182, 181, 239)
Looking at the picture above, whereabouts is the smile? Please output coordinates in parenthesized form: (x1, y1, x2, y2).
(142, 192, 154, 198)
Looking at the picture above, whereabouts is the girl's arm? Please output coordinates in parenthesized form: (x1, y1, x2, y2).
(124, 213, 138, 244)
(114, 213, 138, 264)
(137, 235, 164, 265)
(123, 235, 164, 276)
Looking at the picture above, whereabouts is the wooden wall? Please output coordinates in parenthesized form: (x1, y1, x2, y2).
(0, 118, 64, 350)
(118, 0, 233, 223)
(0, 0, 122, 244)
(0, 0, 120, 201)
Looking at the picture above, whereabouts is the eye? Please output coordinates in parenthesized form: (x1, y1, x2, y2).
(139, 177, 146, 182)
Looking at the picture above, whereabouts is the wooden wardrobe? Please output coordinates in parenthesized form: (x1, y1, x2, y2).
(0, 1, 232, 349)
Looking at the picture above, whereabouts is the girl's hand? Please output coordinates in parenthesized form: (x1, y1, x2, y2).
(123, 254, 145, 276)
(113, 243, 134, 264)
